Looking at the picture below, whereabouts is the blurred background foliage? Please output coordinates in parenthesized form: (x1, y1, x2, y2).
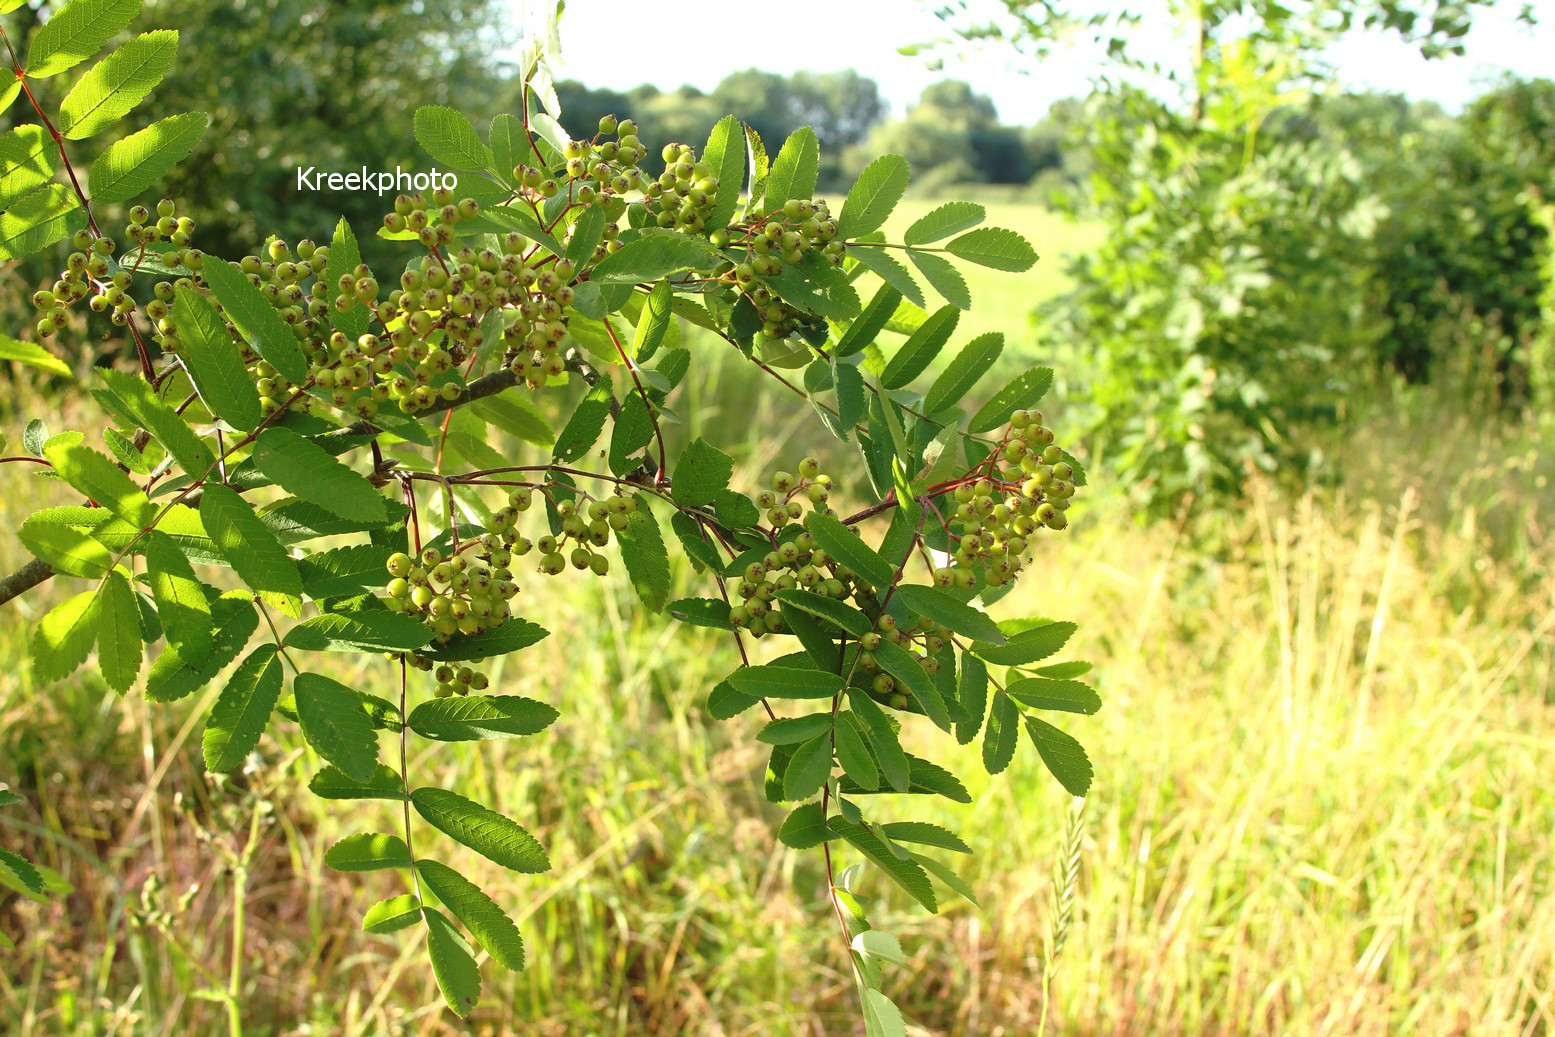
(2, 0, 1552, 1033)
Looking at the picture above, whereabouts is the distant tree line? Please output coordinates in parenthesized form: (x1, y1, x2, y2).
(551, 71, 1081, 191)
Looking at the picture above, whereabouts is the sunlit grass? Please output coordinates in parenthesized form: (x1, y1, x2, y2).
(2, 371, 1551, 1034)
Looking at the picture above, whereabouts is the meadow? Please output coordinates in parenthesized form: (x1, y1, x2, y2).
(1, 198, 1552, 1036)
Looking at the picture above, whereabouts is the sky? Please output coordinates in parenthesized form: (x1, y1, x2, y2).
(511, 0, 1552, 125)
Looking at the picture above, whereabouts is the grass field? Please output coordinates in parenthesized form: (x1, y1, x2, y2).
(1, 199, 1552, 1036)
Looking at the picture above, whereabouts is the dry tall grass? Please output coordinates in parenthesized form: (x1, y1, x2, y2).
(2, 386, 1552, 1035)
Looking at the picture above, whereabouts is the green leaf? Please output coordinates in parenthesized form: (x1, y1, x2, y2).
(760, 253, 861, 321)
(757, 712, 834, 745)
(630, 280, 673, 362)
(954, 653, 988, 746)
(834, 283, 902, 359)
(893, 585, 1004, 644)
(944, 227, 1038, 272)
(972, 620, 1074, 666)
(18, 512, 112, 577)
(102, 427, 150, 474)
(707, 679, 761, 720)
(294, 672, 379, 780)
(417, 859, 525, 972)
(172, 285, 262, 431)
(199, 483, 304, 614)
(309, 763, 407, 802)
(324, 832, 412, 872)
(0, 333, 70, 377)
(914, 852, 981, 907)
(419, 617, 548, 662)
(57, 30, 178, 139)
(0, 126, 57, 212)
(854, 929, 908, 967)
(878, 305, 958, 389)
(362, 894, 422, 934)
(783, 733, 834, 801)
(666, 597, 731, 629)
(97, 367, 215, 477)
(0, 183, 82, 261)
(202, 644, 283, 771)
(863, 990, 908, 1037)
(775, 589, 873, 638)
(296, 543, 391, 600)
(26, 0, 142, 79)
(144, 593, 256, 702)
(828, 817, 937, 913)
(614, 494, 670, 612)
(871, 640, 950, 731)
(700, 115, 745, 231)
(590, 234, 721, 284)
(727, 664, 844, 700)
(88, 111, 208, 203)
(423, 906, 482, 1018)
(0, 848, 44, 897)
(763, 127, 819, 214)
(834, 359, 865, 431)
(983, 692, 1020, 775)
(97, 570, 141, 693)
(903, 201, 986, 246)
(551, 372, 614, 462)
(848, 246, 925, 309)
(847, 687, 910, 793)
(968, 366, 1054, 434)
(319, 216, 369, 338)
(1007, 677, 1102, 715)
(471, 394, 552, 449)
(803, 512, 894, 591)
(411, 787, 550, 874)
(880, 821, 971, 854)
(45, 439, 156, 527)
(408, 695, 558, 741)
(143, 530, 214, 657)
(564, 204, 605, 266)
(252, 428, 386, 523)
(31, 589, 100, 683)
(777, 800, 833, 848)
(837, 154, 910, 240)
(488, 113, 525, 182)
(200, 258, 308, 384)
(923, 332, 1004, 415)
(413, 105, 496, 173)
(835, 713, 879, 790)
(744, 120, 769, 210)
(284, 610, 432, 654)
(1025, 716, 1093, 795)
(671, 438, 733, 507)
(907, 250, 971, 310)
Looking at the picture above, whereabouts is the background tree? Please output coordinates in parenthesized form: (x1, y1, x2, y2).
(924, 0, 1545, 506)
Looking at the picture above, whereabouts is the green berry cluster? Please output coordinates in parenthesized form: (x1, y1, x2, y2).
(642, 140, 721, 232)
(510, 488, 637, 578)
(726, 457, 846, 637)
(30, 199, 204, 338)
(491, 240, 579, 389)
(709, 198, 844, 343)
(856, 612, 959, 711)
(935, 410, 1079, 589)
(555, 115, 647, 207)
(383, 542, 520, 642)
(381, 186, 482, 249)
